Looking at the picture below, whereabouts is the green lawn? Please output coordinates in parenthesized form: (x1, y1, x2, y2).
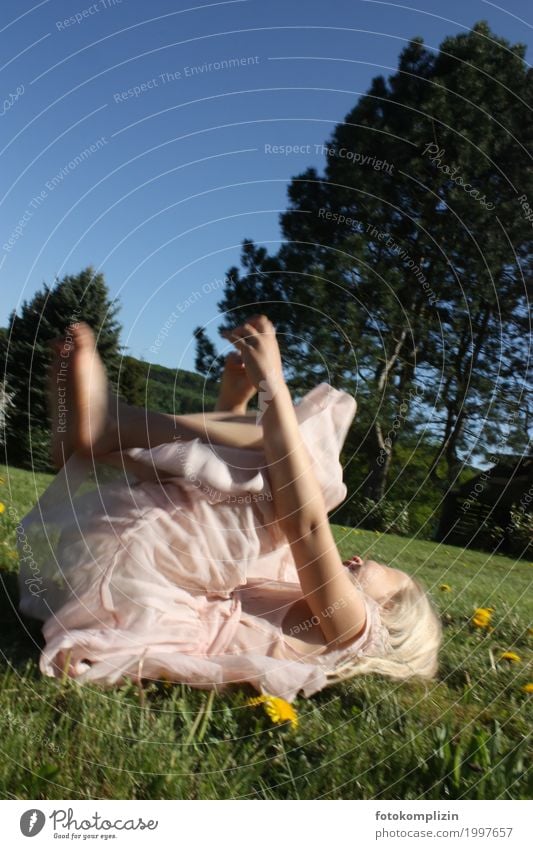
(0, 463, 531, 800)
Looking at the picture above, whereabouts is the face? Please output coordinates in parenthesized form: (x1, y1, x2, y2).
(344, 555, 411, 606)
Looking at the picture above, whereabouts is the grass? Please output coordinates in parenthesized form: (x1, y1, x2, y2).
(0, 463, 531, 800)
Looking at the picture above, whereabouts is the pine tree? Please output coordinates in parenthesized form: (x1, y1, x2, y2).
(193, 326, 223, 381)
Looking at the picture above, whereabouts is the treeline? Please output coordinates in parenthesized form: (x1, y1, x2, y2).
(0, 267, 217, 472)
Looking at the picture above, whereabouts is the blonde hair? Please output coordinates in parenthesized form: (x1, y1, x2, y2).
(324, 576, 443, 686)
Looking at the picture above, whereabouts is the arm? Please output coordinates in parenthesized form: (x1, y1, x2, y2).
(224, 316, 367, 648)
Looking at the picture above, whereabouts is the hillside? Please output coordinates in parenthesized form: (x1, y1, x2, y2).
(138, 359, 219, 414)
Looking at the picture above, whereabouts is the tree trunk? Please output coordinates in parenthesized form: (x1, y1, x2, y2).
(428, 306, 492, 482)
(364, 420, 393, 500)
(362, 324, 412, 499)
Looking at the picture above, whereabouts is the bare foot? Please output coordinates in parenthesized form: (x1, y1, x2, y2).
(70, 322, 117, 456)
(48, 338, 74, 468)
(215, 351, 257, 413)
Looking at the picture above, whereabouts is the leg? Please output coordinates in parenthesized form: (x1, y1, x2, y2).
(48, 339, 74, 468)
(111, 346, 263, 452)
(54, 323, 264, 463)
(215, 351, 257, 413)
(111, 400, 264, 453)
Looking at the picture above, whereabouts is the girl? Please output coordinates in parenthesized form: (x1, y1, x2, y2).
(18, 316, 442, 702)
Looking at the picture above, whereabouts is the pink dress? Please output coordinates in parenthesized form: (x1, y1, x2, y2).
(18, 383, 392, 702)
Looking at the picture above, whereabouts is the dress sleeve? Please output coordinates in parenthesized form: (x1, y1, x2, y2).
(358, 595, 394, 657)
(320, 594, 393, 672)
(292, 383, 357, 512)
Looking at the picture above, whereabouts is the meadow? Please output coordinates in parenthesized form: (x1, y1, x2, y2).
(0, 463, 531, 800)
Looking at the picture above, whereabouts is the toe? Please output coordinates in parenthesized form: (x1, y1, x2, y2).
(71, 321, 95, 348)
(226, 351, 245, 370)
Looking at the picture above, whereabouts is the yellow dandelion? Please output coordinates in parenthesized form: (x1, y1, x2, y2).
(521, 683, 533, 694)
(499, 651, 521, 664)
(246, 694, 298, 730)
(472, 607, 493, 628)
(0, 502, 5, 514)
(473, 610, 489, 621)
(439, 584, 452, 592)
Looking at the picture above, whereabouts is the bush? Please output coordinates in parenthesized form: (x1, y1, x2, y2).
(469, 503, 532, 560)
(408, 502, 440, 538)
(507, 506, 533, 558)
(343, 497, 410, 536)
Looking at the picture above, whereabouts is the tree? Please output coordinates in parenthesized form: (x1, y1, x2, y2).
(203, 21, 532, 503)
(193, 326, 223, 382)
(117, 355, 147, 407)
(3, 267, 121, 470)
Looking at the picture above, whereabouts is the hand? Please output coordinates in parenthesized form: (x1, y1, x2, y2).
(221, 314, 284, 391)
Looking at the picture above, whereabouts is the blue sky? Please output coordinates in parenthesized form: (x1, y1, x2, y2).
(1, 0, 531, 373)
